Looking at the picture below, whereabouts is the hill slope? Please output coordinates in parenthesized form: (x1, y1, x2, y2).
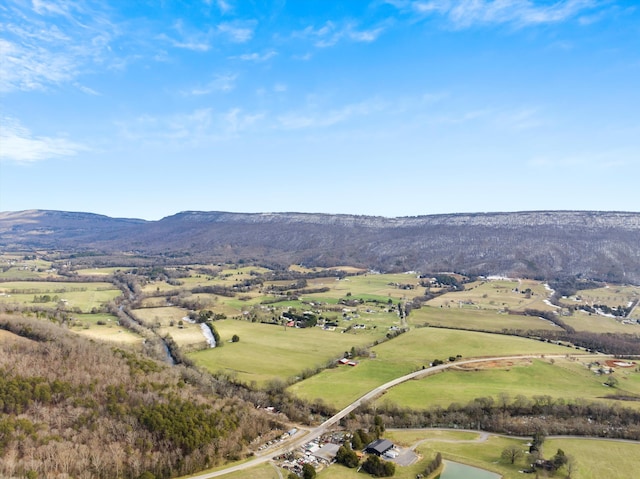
(1, 209, 639, 283)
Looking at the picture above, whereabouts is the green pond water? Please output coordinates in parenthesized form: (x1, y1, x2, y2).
(440, 460, 501, 479)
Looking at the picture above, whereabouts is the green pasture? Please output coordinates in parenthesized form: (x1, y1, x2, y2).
(408, 306, 561, 332)
(289, 327, 573, 409)
(69, 313, 144, 345)
(433, 435, 639, 479)
(376, 358, 640, 410)
(563, 310, 640, 333)
(331, 273, 425, 301)
(378, 429, 640, 479)
(0, 281, 121, 312)
(426, 278, 555, 313)
(545, 437, 640, 479)
(189, 319, 387, 387)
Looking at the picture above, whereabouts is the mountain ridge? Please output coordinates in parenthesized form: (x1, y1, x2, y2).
(1, 209, 639, 283)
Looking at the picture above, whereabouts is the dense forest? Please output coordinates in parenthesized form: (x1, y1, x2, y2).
(0, 316, 282, 479)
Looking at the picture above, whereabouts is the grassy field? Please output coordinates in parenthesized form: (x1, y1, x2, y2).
(0, 281, 121, 312)
(408, 306, 562, 332)
(289, 327, 573, 409)
(189, 319, 389, 387)
(425, 279, 555, 313)
(69, 313, 144, 345)
(377, 429, 640, 479)
(562, 309, 640, 333)
(564, 284, 640, 308)
(0, 254, 57, 279)
(74, 267, 126, 276)
(377, 358, 640, 410)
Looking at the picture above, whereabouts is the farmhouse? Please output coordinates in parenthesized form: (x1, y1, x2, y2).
(365, 439, 394, 456)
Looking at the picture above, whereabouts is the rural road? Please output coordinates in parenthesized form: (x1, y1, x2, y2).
(183, 352, 591, 478)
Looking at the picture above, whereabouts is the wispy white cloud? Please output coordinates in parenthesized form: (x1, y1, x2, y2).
(388, 0, 599, 28)
(212, 0, 233, 14)
(232, 50, 277, 62)
(74, 83, 101, 96)
(294, 21, 386, 48)
(218, 21, 255, 43)
(160, 18, 255, 51)
(0, 1, 116, 92)
(277, 98, 387, 129)
(0, 116, 87, 163)
(184, 73, 238, 95)
(162, 20, 213, 51)
(117, 108, 264, 145)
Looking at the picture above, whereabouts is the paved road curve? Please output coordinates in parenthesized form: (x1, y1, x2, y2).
(184, 353, 595, 478)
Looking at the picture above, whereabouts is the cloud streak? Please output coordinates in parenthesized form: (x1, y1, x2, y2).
(0, 1, 115, 92)
(294, 21, 386, 47)
(388, 0, 599, 28)
(0, 117, 87, 163)
(117, 108, 264, 145)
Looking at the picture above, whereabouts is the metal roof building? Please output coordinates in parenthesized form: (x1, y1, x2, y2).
(364, 438, 394, 456)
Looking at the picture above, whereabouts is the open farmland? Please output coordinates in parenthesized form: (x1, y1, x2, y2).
(425, 278, 556, 313)
(563, 309, 640, 333)
(563, 284, 640, 309)
(289, 327, 573, 409)
(0, 253, 58, 279)
(376, 358, 640, 410)
(189, 319, 389, 387)
(408, 306, 562, 332)
(69, 313, 144, 345)
(0, 280, 121, 312)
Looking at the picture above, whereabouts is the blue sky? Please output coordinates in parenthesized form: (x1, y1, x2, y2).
(1, 0, 639, 220)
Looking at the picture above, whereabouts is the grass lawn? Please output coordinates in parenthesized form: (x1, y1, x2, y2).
(290, 328, 573, 409)
(189, 319, 387, 387)
(377, 358, 639, 410)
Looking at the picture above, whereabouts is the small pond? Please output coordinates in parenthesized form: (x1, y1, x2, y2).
(439, 460, 501, 479)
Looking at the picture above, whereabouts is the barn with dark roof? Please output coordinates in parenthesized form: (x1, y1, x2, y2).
(364, 438, 394, 456)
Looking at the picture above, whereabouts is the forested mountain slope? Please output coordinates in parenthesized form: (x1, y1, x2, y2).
(1, 210, 639, 283)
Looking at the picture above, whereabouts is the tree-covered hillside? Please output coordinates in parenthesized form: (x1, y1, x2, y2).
(0, 316, 282, 479)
